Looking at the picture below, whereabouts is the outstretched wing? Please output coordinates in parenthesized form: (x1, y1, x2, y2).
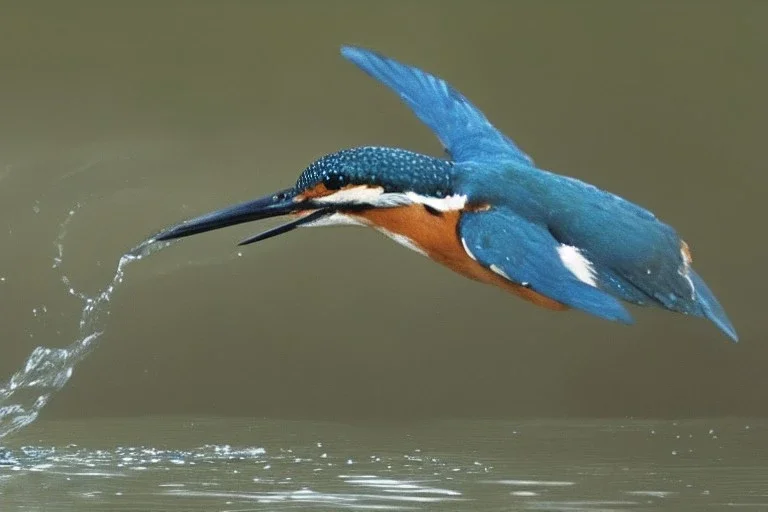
(341, 46, 533, 166)
(459, 207, 633, 324)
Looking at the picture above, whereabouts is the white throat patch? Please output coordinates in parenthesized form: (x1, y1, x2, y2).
(313, 186, 390, 205)
(300, 212, 366, 228)
(298, 210, 428, 258)
(313, 186, 467, 212)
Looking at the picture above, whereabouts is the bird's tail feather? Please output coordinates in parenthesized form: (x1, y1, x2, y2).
(689, 269, 738, 342)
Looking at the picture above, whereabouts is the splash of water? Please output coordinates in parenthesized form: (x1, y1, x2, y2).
(0, 205, 171, 439)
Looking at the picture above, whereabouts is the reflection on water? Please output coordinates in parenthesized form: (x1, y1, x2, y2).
(1, 417, 766, 511)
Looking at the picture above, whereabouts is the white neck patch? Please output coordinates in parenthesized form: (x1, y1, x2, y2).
(313, 185, 467, 212)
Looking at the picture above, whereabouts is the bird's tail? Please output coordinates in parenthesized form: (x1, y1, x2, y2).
(689, 269, 738, 342)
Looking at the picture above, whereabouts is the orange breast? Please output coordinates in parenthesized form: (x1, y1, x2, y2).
(352, 205, 567, 311)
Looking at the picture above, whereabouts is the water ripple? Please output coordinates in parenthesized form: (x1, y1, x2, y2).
(2, 418, 768, 510)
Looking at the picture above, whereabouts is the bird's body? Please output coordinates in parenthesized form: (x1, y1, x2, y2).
(154, 46, 737, 341)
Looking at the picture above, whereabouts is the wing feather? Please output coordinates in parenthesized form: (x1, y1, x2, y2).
(459, 208, 632, 324)
(341, 46, 533, 166)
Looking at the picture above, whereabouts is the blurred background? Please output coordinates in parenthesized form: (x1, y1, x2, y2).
(0, 1, 764, 422)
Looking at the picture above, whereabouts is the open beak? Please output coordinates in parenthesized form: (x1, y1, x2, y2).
(153, 188, 331, 246)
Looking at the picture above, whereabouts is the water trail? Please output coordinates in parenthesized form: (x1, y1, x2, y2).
(0, 205, 172, 440)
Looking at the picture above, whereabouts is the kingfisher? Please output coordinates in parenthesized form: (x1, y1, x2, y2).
(153, 46, 738, 342)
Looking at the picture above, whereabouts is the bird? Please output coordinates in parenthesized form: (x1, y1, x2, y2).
(153, 45, 738, 342)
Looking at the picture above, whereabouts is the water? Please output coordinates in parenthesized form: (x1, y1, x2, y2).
(0, 0, 763, 420)
(4, 196, 763, 512)
(0, 204, 171, 440)
(0, 3, 765, 510)
(1, 417, 767, 510)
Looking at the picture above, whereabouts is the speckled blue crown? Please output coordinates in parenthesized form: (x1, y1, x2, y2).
(297, 147, 455, 197)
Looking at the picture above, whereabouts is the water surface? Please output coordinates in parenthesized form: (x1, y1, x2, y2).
(0, 2, 766, 510)
(2, 417, 766, 511)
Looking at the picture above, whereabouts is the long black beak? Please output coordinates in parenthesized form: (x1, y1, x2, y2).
(153, 188, 330, 245)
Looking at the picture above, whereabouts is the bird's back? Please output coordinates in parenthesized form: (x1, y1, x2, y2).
(341, 45, 736, 340)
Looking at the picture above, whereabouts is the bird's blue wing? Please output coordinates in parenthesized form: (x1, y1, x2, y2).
(545, 203, 738, 341)
(459, 208, 633, 324)
(341, 46, 533, 166)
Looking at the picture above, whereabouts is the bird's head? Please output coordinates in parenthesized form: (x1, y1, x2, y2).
(153, 147, 458, 246)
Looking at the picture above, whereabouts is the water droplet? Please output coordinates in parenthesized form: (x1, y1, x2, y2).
(0, 204, 171, 439)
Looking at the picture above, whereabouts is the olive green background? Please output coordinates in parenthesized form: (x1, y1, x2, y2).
(0, 1, 764, 420)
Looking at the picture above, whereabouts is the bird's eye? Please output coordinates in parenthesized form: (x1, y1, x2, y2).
(323, 173, 344, 190)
